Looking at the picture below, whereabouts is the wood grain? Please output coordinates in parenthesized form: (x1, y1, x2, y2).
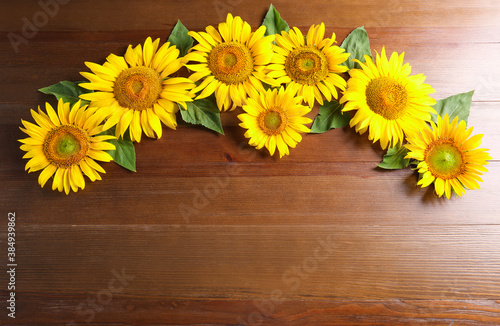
(7, 295, 500, 325)
(1, 0, 500, 324)
(4, 225, 500, 299)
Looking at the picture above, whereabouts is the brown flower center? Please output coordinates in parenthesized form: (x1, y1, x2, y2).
(43, 125, 90, 168)
(207, 42, 254, 84)
(285, 46, 329, 85)
(259, 108, 288, 135)
(425, 141, 465, 179)
(365, 76, 408, 120)
(114, 66, 162, 110)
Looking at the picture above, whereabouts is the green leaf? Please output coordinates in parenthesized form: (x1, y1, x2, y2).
(180, 98, 224, 135)
(310, 100, 350, 133)
(340, 26, 372, 70)
(167, 19, 193, 57)
(100, 127, 136, 172)
(378, 143, 410, 170)
(431, 90, 474, 125)
(262, 4, 290, 37)
(39, 81, 93, 106)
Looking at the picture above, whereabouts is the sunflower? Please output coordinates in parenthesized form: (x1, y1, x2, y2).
(340, 47, 436, 149)
(405, 114, 491, 199)
(238, 86, 312, 158)
(184, 13, 277, 111)
(267, 23, 350, 108)
(80, 37, 195, 142)
(19, 99, 116, 194)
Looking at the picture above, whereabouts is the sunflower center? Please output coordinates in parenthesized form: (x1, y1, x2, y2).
(259, 108, 288, 135)
(425, 142, 465, 179)
(223, 52, 237, 67)
(43, 125, 90, 168)
(207, 42, 254, 84)
(365, 76, 408, 120)
(114, 66, 162, 110)
(285, 46, 329, 85)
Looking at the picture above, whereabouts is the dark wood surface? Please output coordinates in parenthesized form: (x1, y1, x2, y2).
(1, 0, 500, 325)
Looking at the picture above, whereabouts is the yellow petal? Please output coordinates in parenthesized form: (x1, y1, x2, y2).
(118, 109, 134, 138)
(38, 164, 57, 188)
(90, 141, 116, 151)
(70, 164, 85, 191)
(147, 109, 163, 139)
(31, 108, 54, 130)
(196, 79, 218, 99)
(63, 168, 71, 194)
(87, 149, 114, 162)
(154, 103, 177, 130)
(130, 110, 142, 142)
(84, 62, 117, 81)
(84, 157, 106, 174)
(57, 100, 70, 125)
(140, 110, 155, 138)
(52, 168, 64, 192)
(434, 178, 445, 197)
(80, 159, 99, 181)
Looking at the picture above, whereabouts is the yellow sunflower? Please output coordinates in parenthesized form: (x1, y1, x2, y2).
(340, 47, 436, 149)
(405, 114, 491, 199)
(19, 99, 116, 194)
(80, 37, 195, 142)
(267, 23, 350, 108)
(238, 86, 312, 158)
(184, 13, 277, 111)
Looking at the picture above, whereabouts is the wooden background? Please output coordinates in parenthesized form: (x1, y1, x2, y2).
(1, 0, 500, 324)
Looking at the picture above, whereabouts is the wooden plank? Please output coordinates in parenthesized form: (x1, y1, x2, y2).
(3, 113, 499, 227)
(1, 27, 499, 45)
(2, 225, 500, 300)
(3, 157, 500, 225)
(6, 295, 500, 325)
(1, 0, 499, 33)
